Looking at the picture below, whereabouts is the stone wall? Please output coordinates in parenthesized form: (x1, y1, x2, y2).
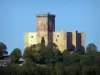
(53, 30, 67, 52)
(24, 13, 85, 53)
(24, 31, 37, 48)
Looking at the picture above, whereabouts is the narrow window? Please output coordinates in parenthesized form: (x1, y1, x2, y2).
(57, 35, 59, 37)
(56, 39, 58, 41)
(31, 36, 33, 38)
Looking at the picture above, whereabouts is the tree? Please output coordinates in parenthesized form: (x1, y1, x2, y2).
(10, 48, 22, 63)
(24, 43, 62, 64)
(42, 43, 62, 64)
(86, 43, 98, 53)
(70, 53, 83, 65)
(65, 64, 81, 75)
(0, 42, 8, 58)
(94, 65, 100, 75)
(55, 63, 65, 75)
(81, 66, 91, 75)
(23, 46, 35, 62)
(62, 50, 72, 65)
(41, 37, 45, 44)
(93, 52, 100, 66)
(23, 44, 45, 63)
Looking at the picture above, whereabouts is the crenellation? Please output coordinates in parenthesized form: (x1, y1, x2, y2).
(24, 12, 85, 52)
(36, 13, 55, 17)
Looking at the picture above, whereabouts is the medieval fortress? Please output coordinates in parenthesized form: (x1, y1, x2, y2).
(24, 12, 85, 52)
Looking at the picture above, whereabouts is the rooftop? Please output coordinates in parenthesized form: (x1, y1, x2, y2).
(36, 12, 55, 17)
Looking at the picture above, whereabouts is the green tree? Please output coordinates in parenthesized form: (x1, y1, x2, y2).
(55, 63, 65, 75)
(94, 65, 100, 75)
(86, 43, 98, 53)
(0, 42, 8, 58)
(46, 63, 56, 75)
(23, 46, 35, 62)
(35, 43, 45, 63)
(1, 64, 20, 75)
(71, 53, 83, 64)
(94, 52, 100, 66)
(10, 48, 22, 63)
(23, 44, 45, 63)
(41, 44, 54, 64)
(81, 66, 96, 75)
(65, 64, 81, 75)
(42, 43, 62, 64)
(80, 54, 95, 66)
(81, 66, 91, 75)
(62, 50, 72, 65)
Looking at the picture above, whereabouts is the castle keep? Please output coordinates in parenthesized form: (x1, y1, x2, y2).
(24, 12, 85, 52)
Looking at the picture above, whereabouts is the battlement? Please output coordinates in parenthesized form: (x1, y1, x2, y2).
(25, 12, 85, 52)
(36, 12, 55, 17)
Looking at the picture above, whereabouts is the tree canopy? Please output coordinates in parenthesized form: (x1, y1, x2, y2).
(0, 42, 8, 58)
(10, 48, 22, 63)
(0, 42, 100, 75)
(86, 43, 98, 53)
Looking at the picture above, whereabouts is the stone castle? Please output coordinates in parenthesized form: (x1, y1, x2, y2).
(24, 12, 85, 52)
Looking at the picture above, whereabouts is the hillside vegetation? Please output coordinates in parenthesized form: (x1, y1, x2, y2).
(0, 42, 100, 75)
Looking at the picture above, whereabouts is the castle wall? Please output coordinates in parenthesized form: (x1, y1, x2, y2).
(24, 13, 85, 53)
(67, 32, 72, 50)
(77, 33, 81, 51)
(36, 13, 55, 45)
(36, 16, 48, 45)
(81, 32, 85, 47)
(24, 31, 29, 48)
(76, 32, 85, 52)
(28, 32, 37, 45)
(81, 32, 85, 51)
(72, 31, 77, 51)
(53, 30, 67, 52)
(24, 31, 85, 52)
(24, 32, 37, 48)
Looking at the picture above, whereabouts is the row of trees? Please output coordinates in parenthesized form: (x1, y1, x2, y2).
(0, 42, 100, 75)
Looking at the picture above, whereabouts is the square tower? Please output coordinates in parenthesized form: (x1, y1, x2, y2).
(36, 12, 55, 45)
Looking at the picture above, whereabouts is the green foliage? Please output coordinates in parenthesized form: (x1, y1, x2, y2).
(23, 43, 46, 63)
(23, 46, 36, 61)
(42, 43, 62, 64)
(65, 64, 81, 75)
(62, 50, 72, 65)
(86, 43, 98, 53)
(55, 63, 65, 75)
(10, 48, 22, 63)
(81, 66, 91, 75)
(0, 42, 8, 58)
(1, 42, 100, 75)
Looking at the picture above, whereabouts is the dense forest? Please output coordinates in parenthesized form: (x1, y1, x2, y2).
(0, 42, 100, 75)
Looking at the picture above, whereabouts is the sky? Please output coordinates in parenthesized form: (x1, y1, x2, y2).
(0, 0, 100, 54)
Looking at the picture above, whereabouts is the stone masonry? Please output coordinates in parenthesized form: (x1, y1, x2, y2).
(24, 12, 85, 52)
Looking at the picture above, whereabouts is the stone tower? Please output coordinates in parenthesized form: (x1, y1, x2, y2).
(36, 12, 55, 45)
(24, 12, 85, 52)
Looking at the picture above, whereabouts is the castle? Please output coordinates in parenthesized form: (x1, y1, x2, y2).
(24, 12, 85, 52)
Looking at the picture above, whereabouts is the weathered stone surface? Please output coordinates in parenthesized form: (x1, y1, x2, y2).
(24, 12, 85, 52)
